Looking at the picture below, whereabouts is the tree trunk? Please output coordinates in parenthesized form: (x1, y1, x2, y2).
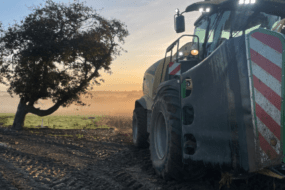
(11, 98, 28, 131)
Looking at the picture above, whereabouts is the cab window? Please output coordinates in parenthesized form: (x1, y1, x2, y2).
(231, 11, 280, 37)
(193, 18, 208, 44)
(193, 17, 209, 54)
(206, 11, 231, 56)
(206, 13, 219, 44)
(245, 13, 280, 34)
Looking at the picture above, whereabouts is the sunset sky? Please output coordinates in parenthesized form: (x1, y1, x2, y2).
(0, 0, 201, 92)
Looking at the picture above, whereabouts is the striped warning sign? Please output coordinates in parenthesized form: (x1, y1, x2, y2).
(246, 29, 284, 162)
(169, 62, 181, 75)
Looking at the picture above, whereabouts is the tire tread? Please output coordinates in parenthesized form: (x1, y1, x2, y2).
(133, 107, 149, 148)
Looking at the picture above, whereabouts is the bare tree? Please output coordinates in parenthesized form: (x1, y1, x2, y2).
(0, 0, 129, 130)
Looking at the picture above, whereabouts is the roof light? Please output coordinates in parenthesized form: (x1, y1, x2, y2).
(245, 0, 250, 4)
(250, 0, 256, 3)
(239, 0, 244, 4)
(175, 8, 179, 13)
(206, 8, 210, 12)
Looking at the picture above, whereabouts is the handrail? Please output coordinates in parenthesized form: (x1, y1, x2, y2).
(160, 35, 200, 83)
(166, 35, 199, 53)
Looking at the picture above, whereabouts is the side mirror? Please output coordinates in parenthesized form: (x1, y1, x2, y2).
(174, 14, 185, 33)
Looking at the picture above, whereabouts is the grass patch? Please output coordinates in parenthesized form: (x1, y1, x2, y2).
(0, 113, 107, 130)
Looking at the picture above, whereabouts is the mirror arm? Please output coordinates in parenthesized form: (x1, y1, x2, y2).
(176, 40, 179, 61)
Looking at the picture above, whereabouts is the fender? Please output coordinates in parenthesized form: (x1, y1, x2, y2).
(152, 78, 180, 109)
(135, 97, 147, 109)
(144, 79, 181, 133)
(135, 95, 153, 110)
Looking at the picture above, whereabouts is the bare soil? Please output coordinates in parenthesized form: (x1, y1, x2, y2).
(1, 91, 285, 190)
(0, 115, 285, 190)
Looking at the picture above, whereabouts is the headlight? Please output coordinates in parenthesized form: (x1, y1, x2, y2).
(191, 49, 199, 56)
(239, 0, 255, 4)
(179, 52, 184, 57)
(199, 7, 210, 13)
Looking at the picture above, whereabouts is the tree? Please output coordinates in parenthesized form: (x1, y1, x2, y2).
(0, 0, 129, 130)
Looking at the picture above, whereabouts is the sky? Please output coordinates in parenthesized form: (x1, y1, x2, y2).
(0, 0, 201, 92)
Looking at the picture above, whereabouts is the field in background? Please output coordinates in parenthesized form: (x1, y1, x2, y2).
(0, 113, 107, 129)
(0, 112, 133, 140)
(0, 90, 143, 118)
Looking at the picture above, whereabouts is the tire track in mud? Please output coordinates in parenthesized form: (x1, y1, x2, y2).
(0, 126, 150, 190)
(0, 142, 281, 190)
(0, 145, 131, 190)
(0, 125, 285, 190)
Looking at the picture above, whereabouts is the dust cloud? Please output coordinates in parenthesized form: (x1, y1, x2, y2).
(0, 91, 144, 118)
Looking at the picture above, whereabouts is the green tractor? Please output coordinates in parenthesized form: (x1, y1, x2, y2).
(132, 0, 285, 186)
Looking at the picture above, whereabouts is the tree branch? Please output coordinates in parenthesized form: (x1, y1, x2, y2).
(26, 98, 65, 116)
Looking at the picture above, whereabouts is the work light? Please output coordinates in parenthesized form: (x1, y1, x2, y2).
(239, 0, 256, 4)
(191, 49, 199, 56)
(199, 7, 210, 13)
(239, 0, 244, 4)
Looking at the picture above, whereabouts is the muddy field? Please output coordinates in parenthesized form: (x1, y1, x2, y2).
(0, 115, 284, 190)
(1, 91, 285, 189)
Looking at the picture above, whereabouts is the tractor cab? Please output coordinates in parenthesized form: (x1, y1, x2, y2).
(168, 0, 284, 67)
(192, 6, 281, 60)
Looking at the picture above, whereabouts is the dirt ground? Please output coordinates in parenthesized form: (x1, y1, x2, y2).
(0, 115, 285, 190)
(1, 91, 285, 189)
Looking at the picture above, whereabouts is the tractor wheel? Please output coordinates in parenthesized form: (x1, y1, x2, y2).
(149, 89, 206, 181)
(132, 107, 149, 148)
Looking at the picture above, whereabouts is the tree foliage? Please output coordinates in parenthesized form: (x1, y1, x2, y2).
(0, 0, 129, 119)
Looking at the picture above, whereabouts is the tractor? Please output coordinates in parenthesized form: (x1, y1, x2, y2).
(132, 0, 285, 188)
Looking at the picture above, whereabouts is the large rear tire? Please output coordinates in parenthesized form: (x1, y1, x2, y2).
(132, 107, 149, 148)
(149, 89, 206, 181)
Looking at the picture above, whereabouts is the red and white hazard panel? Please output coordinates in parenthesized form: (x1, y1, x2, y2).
(169, 62, 181, 75)
(246, 29, 285, 163)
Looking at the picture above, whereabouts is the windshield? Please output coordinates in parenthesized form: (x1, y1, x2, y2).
(193, 17, 208, 44)
(231, 10, 280, 37)
(192, 10, 281, 59)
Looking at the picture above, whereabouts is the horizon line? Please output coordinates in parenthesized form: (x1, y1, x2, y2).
(0, 90, 143, 92)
